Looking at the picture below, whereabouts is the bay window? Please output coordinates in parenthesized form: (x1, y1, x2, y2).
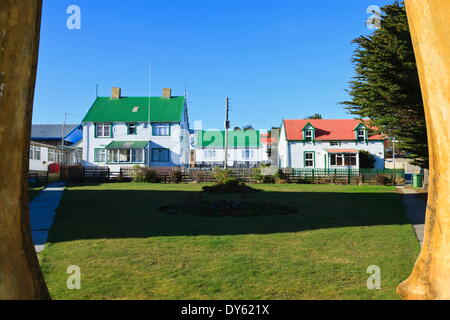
(105, 149, 144, 163)
(330, 153, 357, 166)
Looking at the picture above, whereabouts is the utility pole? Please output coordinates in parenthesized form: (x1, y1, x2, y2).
(224, 97, 230, 169)
(61, 112, 67, 166)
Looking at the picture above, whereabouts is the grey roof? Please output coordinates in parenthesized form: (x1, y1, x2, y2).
(31, 124, 79, 139)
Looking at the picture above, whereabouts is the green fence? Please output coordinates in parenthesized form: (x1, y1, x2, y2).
(284, 168, 405, 185)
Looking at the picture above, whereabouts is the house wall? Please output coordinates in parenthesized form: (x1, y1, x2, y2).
(83, 110, 190, 171)
(277, 123, 385, 169)
(195, 147, 267, 166)
(29, 142, 73, 171)
(287, 140, 385, 169)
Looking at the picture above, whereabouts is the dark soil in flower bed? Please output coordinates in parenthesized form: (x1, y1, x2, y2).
(202, 183, 261, 193)
(159, 200, 298, 217)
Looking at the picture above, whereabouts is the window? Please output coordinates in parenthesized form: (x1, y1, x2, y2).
(304, 130, 314, 141)
(330, 141, 340, 146)
(94, 149, 106, 162)
(242, 150, 254, 159)
(96, 123, 111, 138)
(127, 123, 137, 135)
(48, 149, 56, 162)
(204, 150, 216, 159)
(152, 148, 169, 162)
(106, 149, 144, 163)
(152, 123, 170, 136)
(30, 146, 41, 160)
(304, 152, 314, 167)
(330, 153, 357, 166)
(131, 149, 143, 163)
(357, 130, 366, 141)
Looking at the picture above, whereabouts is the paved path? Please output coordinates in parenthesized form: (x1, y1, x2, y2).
(397, 186, 426, 246)
(30, 182, 65, 253)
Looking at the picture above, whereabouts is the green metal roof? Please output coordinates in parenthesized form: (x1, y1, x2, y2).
(82, 96, 185, 122)
(196, 130, 261, 148)
(105, 141, 149, 149)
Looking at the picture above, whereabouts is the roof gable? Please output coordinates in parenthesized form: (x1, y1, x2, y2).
(82, 96, 185, 123)
(283, 119, 384, 141)
(31, 124, 79, 139)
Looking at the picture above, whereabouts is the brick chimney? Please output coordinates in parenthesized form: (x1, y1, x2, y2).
(163, 88, 172, 98)
(112, 87, 121, 99)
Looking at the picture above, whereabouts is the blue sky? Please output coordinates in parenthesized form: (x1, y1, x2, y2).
(33, 0, 393, 130)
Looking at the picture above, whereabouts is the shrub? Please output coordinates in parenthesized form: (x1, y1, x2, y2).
(262, 175, 276, 184)
(171, 169, 183, 183)
(276, 168, 287, 180)
(359, 151, 376, 168)
(212, 167, 234, 184)
(252, 168, 264, 183)
(376, 174, 392, 185)
(132, 165, 160, 183)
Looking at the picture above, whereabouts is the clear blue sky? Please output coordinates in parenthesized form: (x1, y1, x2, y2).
(33, 0, 393, 130)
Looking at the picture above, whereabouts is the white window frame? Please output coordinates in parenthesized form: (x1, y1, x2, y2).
(357, 130, 366, 141)
(330, 153, 357, 166)
(304, 130, 313, 141)
(304, 152, 314, 167)
(152, 123, 170, 136)
(330, 141, 340, 146)
(204, 150, 216, 159)
(96, 123, 111, 138)
(106, 149, 144, 163)
(242, 149, 254, 159)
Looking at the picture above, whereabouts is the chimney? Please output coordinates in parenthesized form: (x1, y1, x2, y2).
(163, 88, 172, 98)
(112, 87, 121, 99)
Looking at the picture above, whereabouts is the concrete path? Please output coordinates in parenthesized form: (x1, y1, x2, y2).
(30, 182, 65, 253)
(397, 186, 426, 246)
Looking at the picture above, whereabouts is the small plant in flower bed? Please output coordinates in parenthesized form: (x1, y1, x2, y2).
(159, 198, 297, 217)
(202, 178, 260, 193)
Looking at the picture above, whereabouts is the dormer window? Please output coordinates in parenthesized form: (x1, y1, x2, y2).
(305, 130, 314, 141)
(357, 129, 366, 141)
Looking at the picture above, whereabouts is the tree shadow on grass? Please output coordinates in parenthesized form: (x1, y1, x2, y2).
(47, 187, 415, 242)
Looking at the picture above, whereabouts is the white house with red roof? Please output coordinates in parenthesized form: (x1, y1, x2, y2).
(278, 119, 386, 169)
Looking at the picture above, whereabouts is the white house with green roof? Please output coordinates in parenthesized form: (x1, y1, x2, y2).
(195, 129, 269, 167)
(81, 87, 190, 170)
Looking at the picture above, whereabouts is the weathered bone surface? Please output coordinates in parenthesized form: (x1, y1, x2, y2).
(0, 0, 50, 299)
(398, 0, 450, 300)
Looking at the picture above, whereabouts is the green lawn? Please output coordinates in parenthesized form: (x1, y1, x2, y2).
(39, 183, 420, 300)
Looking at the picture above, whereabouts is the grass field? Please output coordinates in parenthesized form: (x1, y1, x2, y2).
(39, 183, 420, 300)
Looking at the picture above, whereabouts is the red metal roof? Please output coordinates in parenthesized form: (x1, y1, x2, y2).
(326, 149, 358, 153)
(283, 119, 385, 141)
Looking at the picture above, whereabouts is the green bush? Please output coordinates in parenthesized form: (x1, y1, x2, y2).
(132, 165, 160, 183)
(212, 167, 234, 184)
(263, 175, 276, 184)
(171, 169, 183, 183)
(276, 169, 287, 180)
(359, 150, 376, 168)
(252, 168, 264, 183)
